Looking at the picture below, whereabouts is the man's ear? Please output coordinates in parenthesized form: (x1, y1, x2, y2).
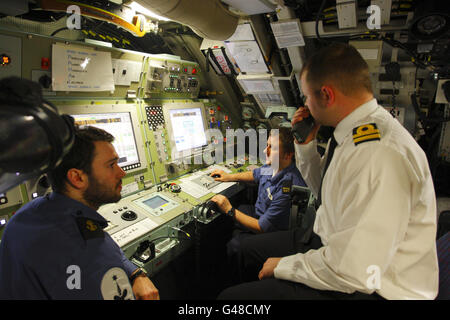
(321, 85, 335, 107)
(283, 151, 294, 162)
(66, 168, 88, 190)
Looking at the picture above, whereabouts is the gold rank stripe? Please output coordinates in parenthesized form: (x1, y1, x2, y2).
(353, 133, 381, 145)
(352, 123, 381, 145)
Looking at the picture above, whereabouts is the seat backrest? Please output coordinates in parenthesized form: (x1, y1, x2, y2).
(436, 231, 450, 300)
(289, 186, 316, 243)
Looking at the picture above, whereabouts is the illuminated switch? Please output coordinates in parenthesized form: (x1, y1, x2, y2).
(41, 57, 50, 70)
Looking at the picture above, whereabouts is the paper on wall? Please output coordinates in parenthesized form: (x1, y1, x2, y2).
(270, 19, 305, 48)
(52, 43, 114, 91)
(225, 41, 269, 74)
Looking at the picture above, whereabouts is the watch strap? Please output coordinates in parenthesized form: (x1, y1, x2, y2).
(226, 207, 236, 218)
(130, 268, 148, 284)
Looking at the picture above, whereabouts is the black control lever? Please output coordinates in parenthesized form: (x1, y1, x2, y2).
(133, 240, 155, 263)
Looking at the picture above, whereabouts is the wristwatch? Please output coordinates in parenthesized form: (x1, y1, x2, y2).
(226, 207, 236, 218)
(130, 268, 148, 284)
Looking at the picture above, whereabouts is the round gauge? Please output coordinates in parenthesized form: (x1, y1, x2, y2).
(242, 106, 254, 120)
(256, 123, 267, 130)
(1, 54, 11, 66)
(243, 121, 253, 131)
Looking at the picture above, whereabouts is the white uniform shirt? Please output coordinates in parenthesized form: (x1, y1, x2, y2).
(274, 99, 439, 299)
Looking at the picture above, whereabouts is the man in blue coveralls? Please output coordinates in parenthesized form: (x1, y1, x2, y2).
(0, 126, 159, 300)
(209, 127, 307, 262)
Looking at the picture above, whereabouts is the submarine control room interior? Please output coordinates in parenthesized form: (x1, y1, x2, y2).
(0, 0, 449, 301)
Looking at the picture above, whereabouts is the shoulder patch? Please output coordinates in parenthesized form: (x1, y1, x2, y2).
(75, 217, 105, 240)
(101, 267, 134, 300)
(281, 179, 292, 194)
(352, 123, 381, 146)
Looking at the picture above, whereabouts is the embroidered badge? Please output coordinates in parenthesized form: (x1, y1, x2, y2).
(101, 267, 134, 300)
(282, 180, 292, 194)
(352, 123, 381, 146)
(75, 217, 104, 240)
(266, 187, 273, 200)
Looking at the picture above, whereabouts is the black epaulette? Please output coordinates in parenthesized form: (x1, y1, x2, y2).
(281, 179, 292, 194)
(75, 217, 105, 240)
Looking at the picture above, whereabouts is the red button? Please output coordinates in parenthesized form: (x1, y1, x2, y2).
(41, 57, 50, 70)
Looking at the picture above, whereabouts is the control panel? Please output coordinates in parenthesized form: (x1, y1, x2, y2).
(0, 186, 23, 209)
(145, 105, 165, 131)
(146, 61, 200, 98)
(190, 174, 221, 190)
(133, 193, 180, 217)
(0, 34, 21, 79)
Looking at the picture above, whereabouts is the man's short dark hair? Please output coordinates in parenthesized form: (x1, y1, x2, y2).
(48, 126, 114, 193)
(271, 127, 295, 156)
(300, 42, 373, 96)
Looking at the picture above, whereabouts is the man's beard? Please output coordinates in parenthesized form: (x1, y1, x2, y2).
(82, 174, 121, 209)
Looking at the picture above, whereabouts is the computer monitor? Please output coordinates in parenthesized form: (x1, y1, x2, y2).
(163, 102, 208, 159)
(59, 104, 147, 173)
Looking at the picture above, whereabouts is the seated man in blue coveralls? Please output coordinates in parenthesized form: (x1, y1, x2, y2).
(0, 126, 159, 300)
(209, 127, 307, 263)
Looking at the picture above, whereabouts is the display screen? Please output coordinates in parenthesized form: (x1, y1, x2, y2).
(142, 195, 168, 209)
(72, 112, 140, 171)
(169, 107, 207, 152)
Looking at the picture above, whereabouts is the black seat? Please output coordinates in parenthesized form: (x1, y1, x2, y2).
(289, 185, 316, 244)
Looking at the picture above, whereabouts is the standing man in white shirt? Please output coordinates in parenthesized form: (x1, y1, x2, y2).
(218, 42, 439, 300)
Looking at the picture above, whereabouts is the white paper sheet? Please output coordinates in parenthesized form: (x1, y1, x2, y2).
(178, 165, 234, 198)
(179, 181, 210, 198)
(241, 79, 275, 93)
(111, 218, 159, 247)
(271, 20, 305, 48)
(225, 41, 269, 74)
(52, 43, 114, 91)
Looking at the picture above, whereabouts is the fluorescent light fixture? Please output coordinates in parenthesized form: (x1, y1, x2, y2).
(129, 2, 171, 21)
(222, 0, 277, 15)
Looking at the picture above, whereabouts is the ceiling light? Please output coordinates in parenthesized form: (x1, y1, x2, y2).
(129, 2, 171, 22)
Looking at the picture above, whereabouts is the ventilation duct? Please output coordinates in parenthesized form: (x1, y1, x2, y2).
(132, 0, 240, 40)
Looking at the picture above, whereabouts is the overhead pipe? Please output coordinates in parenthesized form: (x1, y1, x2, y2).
(133, 0, 240, 40)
